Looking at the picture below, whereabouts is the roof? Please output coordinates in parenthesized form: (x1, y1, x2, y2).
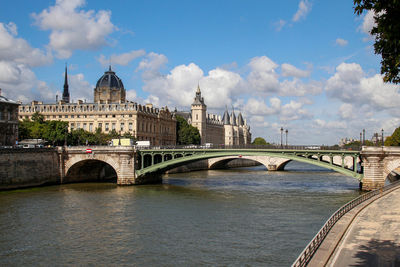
(95, 66, 124, 89)
(0, 95, 19, 105)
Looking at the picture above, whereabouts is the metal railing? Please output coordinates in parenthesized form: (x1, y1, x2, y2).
(138, 144, 361, 151)
(292, 180, 400, 267)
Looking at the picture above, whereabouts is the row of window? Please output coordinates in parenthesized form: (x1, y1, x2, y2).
(20, 104, 160, 114)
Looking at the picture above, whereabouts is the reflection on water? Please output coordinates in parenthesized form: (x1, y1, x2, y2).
(0, 161, 360, 266)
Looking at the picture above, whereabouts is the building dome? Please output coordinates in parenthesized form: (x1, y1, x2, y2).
(96, 66, 124, 89)
(94, 66, 126, 103)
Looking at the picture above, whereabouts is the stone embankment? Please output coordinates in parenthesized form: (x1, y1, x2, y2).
(0, 148, 60, 190)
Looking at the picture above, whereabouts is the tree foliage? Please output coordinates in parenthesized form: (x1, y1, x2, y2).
(354, 0, 400, 83)
(252, 137, 269, 145)
(18, 112, 133, 146)
(384, 127, 400, 146)
(176, 115, 201, 145)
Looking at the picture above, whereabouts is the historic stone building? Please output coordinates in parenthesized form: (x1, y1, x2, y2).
(19, 67, 176, 146)
(181, 86, 251, 146)
(0, 90, 19, 146)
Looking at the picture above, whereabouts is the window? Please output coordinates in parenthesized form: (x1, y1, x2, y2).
(196, 114, 198, 120)
(89, 123, 93, 132)
(83, 123, 87, 130)
(129, 123, 132, 130)
(77, 123, 80, 129)
(112, 123, 116, 130)
(105, 123, 109, 131)
(71, 123, 75, 130)
(71, 115, 74, 118)
(120, 123, 124, 132)
(65, 115, 68, 118)
(98, 123, 102, 130)
(59, 115, 62, 118)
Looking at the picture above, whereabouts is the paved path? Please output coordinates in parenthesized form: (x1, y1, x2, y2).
(309, 186, 400, 266)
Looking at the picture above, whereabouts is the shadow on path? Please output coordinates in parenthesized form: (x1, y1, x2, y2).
(351, 239, 400, 266)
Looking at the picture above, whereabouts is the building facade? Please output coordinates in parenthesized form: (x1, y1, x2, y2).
(19, 67, 176, 146)
(0, 90, 19, 146)
(183, 86, 251, 146)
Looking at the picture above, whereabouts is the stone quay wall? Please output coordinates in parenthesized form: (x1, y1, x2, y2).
(0, 148, 60, 190)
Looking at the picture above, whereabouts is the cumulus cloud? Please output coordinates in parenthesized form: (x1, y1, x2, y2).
(247, 56, 279, 93)
(292, 0, 312, 22)
(313, 119, 347, 129)
(137, 52, 168, 72)
(68, 73, 93, 102)
(338, 103, 354, 119)
(0, 61, 53, 103)
(326, 62, 400, 111)
(360, 10, 376, 38)
(32, 0, 115, 58)
(281, 63, 310, 78)
(98, 50, 146, 67)
(0, 22, 52, 67)
(280, 79, 322, 96)
(335, 38, 348, 46)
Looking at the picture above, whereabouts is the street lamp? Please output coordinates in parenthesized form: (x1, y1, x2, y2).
(64, 125, 68, 147)
(381, 129, 384, 146)
(362, 129, 365, 145)
(285, 129, 288, 148)
(280, 127, 283, 148)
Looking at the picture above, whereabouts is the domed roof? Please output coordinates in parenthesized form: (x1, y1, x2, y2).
(96, 66, 124, 89)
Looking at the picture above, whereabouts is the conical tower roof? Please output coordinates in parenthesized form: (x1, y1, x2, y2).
(222, 106, 230, 125)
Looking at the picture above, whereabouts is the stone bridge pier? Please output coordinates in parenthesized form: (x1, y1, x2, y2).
(59, 146, 138, 185)
(361, 146, 400, 190)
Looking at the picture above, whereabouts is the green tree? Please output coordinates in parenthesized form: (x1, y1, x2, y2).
(354, 0, 400, 83)
(176, 115, 201, 145)
(251, 137, 269, 145)
(384, 127, 400, 146)
(43, 120, 69, 146)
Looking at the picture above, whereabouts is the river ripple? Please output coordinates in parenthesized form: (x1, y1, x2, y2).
(0, 161, 360, 266)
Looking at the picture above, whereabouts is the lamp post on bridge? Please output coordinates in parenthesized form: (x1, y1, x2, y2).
(363, 129, 365, 145)
(285, 129, 288, 148)
(381, 129, 384, 146)
(280, 127, 283, 148)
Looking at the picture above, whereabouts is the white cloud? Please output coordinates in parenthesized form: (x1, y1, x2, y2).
(281, 63, 310, 78)
(280, 79, 322, 96)
(32, 0, 115, 58)
(126, 89, 137, 101)
(137, 52, 168, 72)
(98, 50, 146, 67)
(0, 61, 52, 103)
(247, 56, 279, 93)
(326, 62, 400, 111)
(68, 73, 93, 102)
(0, 22, 52, 67)
(280, 100, 311, 121)
(313, 119, 347, 129)
(335, 38, 348, 46)
(360, 10, 376, 38)
(338, 103, 354, 119)
(244, 97, 280, 116)
(292, 0, 312, 22)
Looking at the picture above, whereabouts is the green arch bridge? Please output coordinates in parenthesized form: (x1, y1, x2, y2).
(135, 148, 362, 180)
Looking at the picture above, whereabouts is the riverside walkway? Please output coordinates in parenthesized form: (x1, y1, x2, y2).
(304, 183, 400, 266)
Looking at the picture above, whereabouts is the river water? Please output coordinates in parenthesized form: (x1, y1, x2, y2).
(0, 161, 361, 266)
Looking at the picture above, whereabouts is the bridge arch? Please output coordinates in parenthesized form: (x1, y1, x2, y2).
(65, 156, 120, 184)
(383, 158, 400, 182)
(208, 156, 291, 171)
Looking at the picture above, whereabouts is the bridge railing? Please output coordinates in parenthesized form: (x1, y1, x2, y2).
(291, 180, 400, 267)
(139, 144, 361, 151)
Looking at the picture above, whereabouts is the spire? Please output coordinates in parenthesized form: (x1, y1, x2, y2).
(62, 63, 70, 103)
(222, 105, 230, 125)
(109, 65, 112, 72)
(230, 106, 236, 126)
(192, 84, 205, 105)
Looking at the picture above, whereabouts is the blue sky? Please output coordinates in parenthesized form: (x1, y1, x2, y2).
(1, 0, 399, 145)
